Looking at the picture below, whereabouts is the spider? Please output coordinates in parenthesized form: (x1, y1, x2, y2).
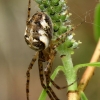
(24, 0, 83, 100)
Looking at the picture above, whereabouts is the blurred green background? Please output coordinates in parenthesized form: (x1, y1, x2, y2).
(0, 0, 100, 100)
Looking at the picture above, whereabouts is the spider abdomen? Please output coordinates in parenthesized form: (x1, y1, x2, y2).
(25, 12, 53, 51)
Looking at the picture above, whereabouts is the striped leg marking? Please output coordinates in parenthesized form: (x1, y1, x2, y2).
(26, 52, 39, 100)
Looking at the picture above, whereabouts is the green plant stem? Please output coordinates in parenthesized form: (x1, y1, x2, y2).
(57, 44, 77, 91)
(61, 52, 77, 90)
(57, 46, 79, 100)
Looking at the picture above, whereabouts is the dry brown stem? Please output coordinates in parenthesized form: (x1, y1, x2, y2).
(67, 91, 80, 100)
(78, 39, 100, 91)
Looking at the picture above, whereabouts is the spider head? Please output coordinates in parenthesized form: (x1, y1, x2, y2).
(24, 12, 53, 51)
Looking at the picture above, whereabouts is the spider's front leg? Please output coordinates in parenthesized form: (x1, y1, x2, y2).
(53, 21, 85, 49)
(38, 51, 55, 100)
(26, 52, 39, 100)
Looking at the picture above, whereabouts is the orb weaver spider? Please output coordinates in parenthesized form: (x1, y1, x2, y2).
(24, 0, 82, 100)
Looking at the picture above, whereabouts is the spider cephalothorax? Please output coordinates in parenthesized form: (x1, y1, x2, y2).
(25, 12, 53, 51)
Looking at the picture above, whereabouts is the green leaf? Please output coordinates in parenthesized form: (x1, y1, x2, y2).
(74, 62, 100, 72)
(80, 91, 88, 100)
(94, 3, 100, 41)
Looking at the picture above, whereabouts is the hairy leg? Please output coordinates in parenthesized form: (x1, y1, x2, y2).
(38, 51, 55, 100)
(26, 52, 39, 100)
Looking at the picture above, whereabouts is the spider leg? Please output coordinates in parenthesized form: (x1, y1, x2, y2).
(53, 20, 85, 49)
(44, 49, 62, 100)
(27, 0, 31, 24)
(38, 51, 55, 100)
(50, 78, 67, 89)
(43, 50, 77, 100)
(26, 52, 39, 100)
(44, 49, 67, 89)
(44, 59, 60, 100)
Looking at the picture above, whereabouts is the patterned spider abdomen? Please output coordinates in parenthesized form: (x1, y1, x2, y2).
(24, 12, 53, 51)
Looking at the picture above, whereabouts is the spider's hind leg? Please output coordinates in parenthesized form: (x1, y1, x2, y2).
(26, 52, 39, 100)
(38, 51, 55, 100)
(44, 49, 67, 100)
(45, 48, 67, 88)
(44, 57, 60, 100)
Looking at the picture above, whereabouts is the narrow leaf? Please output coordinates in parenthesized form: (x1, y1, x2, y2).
(80, 91, 88, 100)
(74, 62, 100, 72)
